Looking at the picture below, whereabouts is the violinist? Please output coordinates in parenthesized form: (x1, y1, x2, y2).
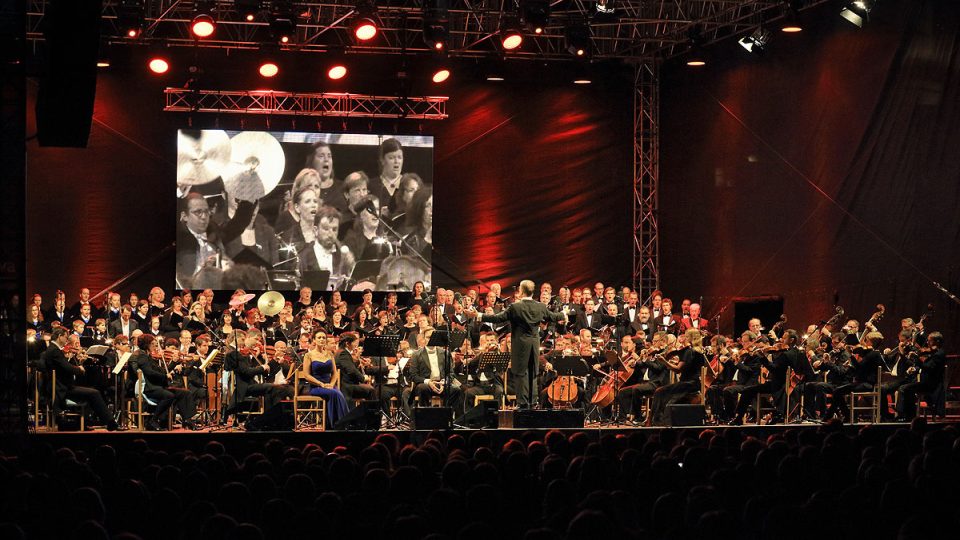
(824, 331, 884, 422)
(729, 330, 801, 425)
(879, 329, 917, 421)
(266, 340, 296, 386)
(335, 332, 375, 402)
(617, 335, 668, 423)
(225, 334, 294, 415)
(716, 331, 764, 423)
(896, 332, 946, 420)
(41, 327, 118, 431)
(131, 335, 196, 430)
(804, 333, 853, 421)
(650, 329, 708, 425)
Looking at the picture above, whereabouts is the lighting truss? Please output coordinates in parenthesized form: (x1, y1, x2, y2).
(633, 61, 659, 304)
(163, 88, 449, 119)
(26, 0, 832, 61)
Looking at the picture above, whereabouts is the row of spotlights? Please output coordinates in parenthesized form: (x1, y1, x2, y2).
(144, 57, 447, 84)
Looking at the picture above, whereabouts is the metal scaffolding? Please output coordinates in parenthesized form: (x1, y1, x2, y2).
(633, 61, 659, 303)
(163, 88, 449, 119)
(26, 1, 831, 61)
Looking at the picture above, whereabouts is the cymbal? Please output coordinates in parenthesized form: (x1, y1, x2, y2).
(257, 291, 286, 317)
(229, 293, 257, 307)
(222, 131, 286, 202)
(177, 130, 231, 186)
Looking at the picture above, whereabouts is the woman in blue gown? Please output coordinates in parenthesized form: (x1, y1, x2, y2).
(300, 330, 348, 426)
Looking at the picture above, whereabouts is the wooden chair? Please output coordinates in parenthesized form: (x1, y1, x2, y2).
(848, 366, 883, 424)
(293, 370, 326, 431)
(49, 370, 87, 431)
(221, 370, 265, 427)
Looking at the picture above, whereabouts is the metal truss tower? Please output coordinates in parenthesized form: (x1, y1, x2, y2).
(633, 61, 659, 304)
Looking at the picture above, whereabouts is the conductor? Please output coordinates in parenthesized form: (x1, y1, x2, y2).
(469, 280, 567, 409)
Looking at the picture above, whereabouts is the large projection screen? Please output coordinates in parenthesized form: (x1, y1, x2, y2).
(176, 130, 434, 292)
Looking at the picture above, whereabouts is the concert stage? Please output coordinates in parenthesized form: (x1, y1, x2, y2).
(24, 420, 933, 457)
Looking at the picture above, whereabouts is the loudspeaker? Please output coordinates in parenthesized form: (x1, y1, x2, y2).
(244, 403, 294, 431)
(507, 409, 585, 429)
(667, 404, 705, 427)
(412, 407, 453, 430)
(333, 400, 381, 431)
(453, 400, 500, 428)
(36, 0, 102, 147)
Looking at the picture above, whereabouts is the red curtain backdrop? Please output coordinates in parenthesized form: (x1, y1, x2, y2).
(660, 0, 960, 337)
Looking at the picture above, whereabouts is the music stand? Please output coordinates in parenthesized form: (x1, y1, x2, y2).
(427, 329, 467, 409)
(551, 355, 592, 407)
(362, 334, 402, 427)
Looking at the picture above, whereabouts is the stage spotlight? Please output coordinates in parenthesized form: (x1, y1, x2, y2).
(596, 0, 615, 15)
(431, 67, 450, 83)
(259, 62, 279, 78)
(521, 0, 550, 35)
(352, 1, 378, 41)
(738, 27, 771, 53)
(840, 0, 875, 28)
(270, 1, 296, 43)
(328, 64, 348, 80)
(236, 0, 262, 22)
(573, 78, 591, 85)
(422, 0, 449, 50)
(501, 20, 524, 51)
(148, 57, 170, 74)
(118, 0, 145, 38)
(565, 24, 590, 57)
(685, 26, 706, 66)
(780, 0, 803, 32)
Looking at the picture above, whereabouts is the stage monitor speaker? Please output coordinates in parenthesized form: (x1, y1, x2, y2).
(667, 404, 705, 427)
(244, 403, 294, 431)
(36, 0, 102, 147)
(453, 400, 500, 429)
(510, 409, 585, 429)
(333, 400, 381, 431)
(733, 296, 784, 337)
(413, 407, 453, 430)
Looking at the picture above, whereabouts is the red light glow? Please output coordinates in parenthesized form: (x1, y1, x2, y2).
(355, 22, 377, 41)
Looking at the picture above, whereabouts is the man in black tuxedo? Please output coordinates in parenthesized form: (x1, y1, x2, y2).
(408, 328, 464, 412)
(130, 335, 196, 430)
(296, 205, 356, 289)
(224, 334, 294, 415)
(176, 192, 254, 288)
(471, 280, 566, 409)
(897, 332, 947, 420)
(617, 335, 668, 421)
(335, 332, 375, 403)
(575, 299, 602, 333)
(730, 330, 801, 425)
(41, 327, 117, 430)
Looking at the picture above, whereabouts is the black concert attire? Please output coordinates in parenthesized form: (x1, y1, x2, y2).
(714, 350, 763, 422)
(805, 349, 853, 419)
(575, 310, 603, 334)
(45, 307, 68, 327)
(618, 353, 669, 418)
(176, 201, 254, 285)
(897, 348, 946, 419)
(732, 347, 798, 423)
(408, 347, 463, 412)
(478, 298, 565, 409)
(460, 353, 505, 413)
(650, 348, 707, 424)
(824, 349, 883, 420)
(41, 343, 116, 429)
(880, 344, 917, 420)
(130, 351, 195, 428)
(335, 349, 375, 403)
(225, 349, 294, 413)
(656, 313, 680, 336)
(364, 355, 402, 414)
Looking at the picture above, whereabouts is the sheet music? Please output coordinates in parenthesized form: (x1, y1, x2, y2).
(112, 352, 131, 375)
(200, 348, 219, 370)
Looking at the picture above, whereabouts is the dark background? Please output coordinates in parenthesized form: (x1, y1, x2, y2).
(25, 0, 960, 342)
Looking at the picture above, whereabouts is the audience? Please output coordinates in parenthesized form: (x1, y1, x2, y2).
(1, 420, 959, 539)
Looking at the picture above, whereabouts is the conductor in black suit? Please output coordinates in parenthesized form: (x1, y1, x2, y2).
(470, 280, 567, 409)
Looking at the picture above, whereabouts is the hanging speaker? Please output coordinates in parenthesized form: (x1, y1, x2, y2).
(36, 0, 103, 147)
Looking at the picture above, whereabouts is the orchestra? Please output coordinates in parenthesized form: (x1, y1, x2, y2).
(24, 282, 951, 431)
